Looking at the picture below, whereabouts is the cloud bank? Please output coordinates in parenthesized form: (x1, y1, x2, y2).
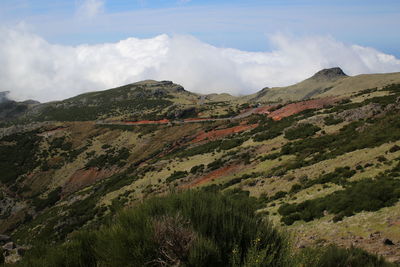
(0, 28, 400, 102)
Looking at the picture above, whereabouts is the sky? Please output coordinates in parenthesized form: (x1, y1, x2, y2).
(0, 0, 400, 101)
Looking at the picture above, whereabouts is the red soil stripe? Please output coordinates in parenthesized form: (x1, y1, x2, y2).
(182, 164, 240, 188)
(268, 97, 338, 121)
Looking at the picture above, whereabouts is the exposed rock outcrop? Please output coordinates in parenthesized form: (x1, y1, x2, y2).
(310, 67, 348, 81)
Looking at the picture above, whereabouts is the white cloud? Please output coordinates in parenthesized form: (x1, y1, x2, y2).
(76, 0, 105, 19)
(0, 28, 399, 102)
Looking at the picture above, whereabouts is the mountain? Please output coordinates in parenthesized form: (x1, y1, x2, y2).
(1, 69, 400, 264)
(310, 67, 348, 80)
(0, 91, 40, 124)
(31, 80, 199, 122)
(249, 67, 400, 102)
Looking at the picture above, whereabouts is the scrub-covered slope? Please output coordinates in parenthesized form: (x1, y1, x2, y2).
(1, 70, 400, 264)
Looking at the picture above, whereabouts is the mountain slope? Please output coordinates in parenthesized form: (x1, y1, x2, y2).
(1, 70, 400, 264)
(248, 68, 400, 102)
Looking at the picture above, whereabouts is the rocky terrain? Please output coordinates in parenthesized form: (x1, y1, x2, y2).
(1, 68, 400, 264)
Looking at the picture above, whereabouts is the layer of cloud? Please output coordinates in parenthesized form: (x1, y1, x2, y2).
(0, 28, 399, 102)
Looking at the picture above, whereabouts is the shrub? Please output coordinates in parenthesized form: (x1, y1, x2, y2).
(270, 191, 287, 201)
(281, 113, 400, 168)
(253, 117, 295, 142)
(19, 191, 291, 267)
(279, 177, 400, 225)
(207, 159, 226, 171)
(284, 123, 321, 140)
(0, 131, 42, 184)
(289, 184, 302, 194)
(305, 167, 356, 187)
(324, 115, 343, 125)
(32, 187, 62, 211)
(389, 145, 400, 153)
(85, 147, 130, 169)
(296, 245, 395, 267)
(190, 164, 205, 174)
(377, 156, 387, 162)
(166, 171, 188, 183)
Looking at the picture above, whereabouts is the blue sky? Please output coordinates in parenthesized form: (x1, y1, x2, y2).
(1, 0, 400, 56)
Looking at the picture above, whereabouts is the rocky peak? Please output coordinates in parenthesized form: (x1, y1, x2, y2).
(310, 67, 348, 81)
(144, 80, 185, 93)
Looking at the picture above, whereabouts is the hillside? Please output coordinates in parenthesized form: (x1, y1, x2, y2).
(248, 68, 400, 102)
(1, 69, 400, 265)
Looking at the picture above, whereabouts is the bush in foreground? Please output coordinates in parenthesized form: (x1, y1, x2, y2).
(19, 190, 290, 267)
(17, 190, 395, 267)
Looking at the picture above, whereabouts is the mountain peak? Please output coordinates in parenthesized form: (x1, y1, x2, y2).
(0, 91, 11, 103)
(132, 80, 186, 93)
(310, 67, 348, 80)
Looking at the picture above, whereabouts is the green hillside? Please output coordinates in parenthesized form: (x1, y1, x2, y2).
(1, 69, 400, 265)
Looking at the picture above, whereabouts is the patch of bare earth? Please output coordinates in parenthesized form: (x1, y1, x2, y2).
(62, 167, 116, 195)
(268, 97, 338, 120)
(182, 164, 242, 188)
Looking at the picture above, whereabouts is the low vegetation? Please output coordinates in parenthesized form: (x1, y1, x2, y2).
(2, 81, 400, 265)
(18, 191, 393, 267)
(85, 147, 130, 169)
(284, 123, 321, 140)
(280, 113, 400, 169)
(279, 176, 400, 225)
(0, 131, 42, 184)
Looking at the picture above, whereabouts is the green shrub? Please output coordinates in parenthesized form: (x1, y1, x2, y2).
(289, 184, 302, 194)
(305, 167, 356, 187)
(207, 159, 226, 171)
(279, 177, 400, 225)
(389, 145, 400, 153)
(166, 171, 188, 183)
(0, 131, 42, 184)
(33, 187, 62, 211)
(324, 115, 344, 125)
(253, 118, 293, 142)
(281, 113, 400, 169)
(296, 245, 395, 267)
(190, 164, 205, 174)
(19, 191, 291, 267)
(284, 123, 321, 140)
(270, 191, 287, 201)
(85, 147, 130, 169)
